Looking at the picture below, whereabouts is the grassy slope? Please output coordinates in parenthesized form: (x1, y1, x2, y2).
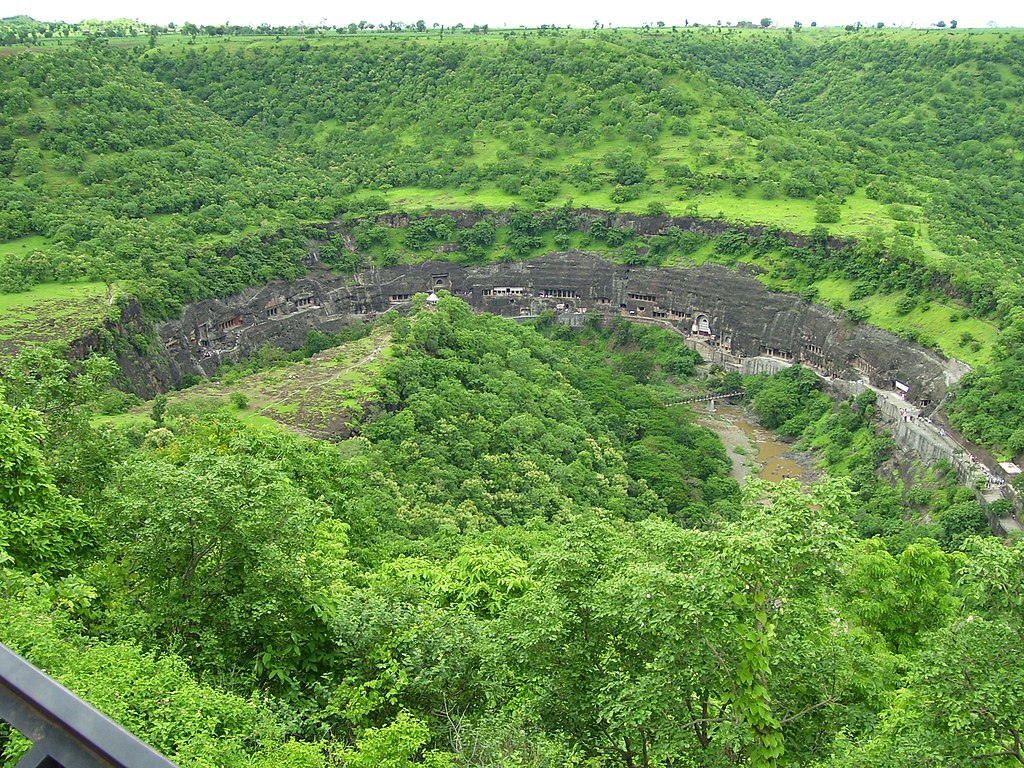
(0, 281, 112, 356)
(814, 278, 999, 366)
(123, 327, 392, 439)
(0, 234, 49, 263)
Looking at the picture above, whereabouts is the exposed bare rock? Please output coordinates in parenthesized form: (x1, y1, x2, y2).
(157, 251, 968, 409)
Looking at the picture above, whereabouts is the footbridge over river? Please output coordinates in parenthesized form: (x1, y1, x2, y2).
(675, 391, 745, 406)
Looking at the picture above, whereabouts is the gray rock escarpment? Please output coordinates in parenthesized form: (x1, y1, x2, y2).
(158, 251, 968, 410)
(68, 300, 175, 398)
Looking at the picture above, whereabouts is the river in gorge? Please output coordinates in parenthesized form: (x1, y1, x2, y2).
(695, 404, 812, 484)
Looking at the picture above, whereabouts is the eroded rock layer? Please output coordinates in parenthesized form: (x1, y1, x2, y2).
(158, 252, 968, 407)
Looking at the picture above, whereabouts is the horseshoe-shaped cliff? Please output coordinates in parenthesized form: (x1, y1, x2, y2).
(158, 251, 968, 409)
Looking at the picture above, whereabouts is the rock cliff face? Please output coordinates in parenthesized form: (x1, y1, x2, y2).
(67, 300, 176, 398)
(157, 252, 968, 409)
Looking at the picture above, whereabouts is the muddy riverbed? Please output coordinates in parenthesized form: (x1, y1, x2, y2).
(696, 404, 817, 485)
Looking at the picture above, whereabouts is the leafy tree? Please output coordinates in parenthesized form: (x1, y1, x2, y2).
(496, 479, 857, 767)
(844, 538, 956, 653)
(938, 500, 987, 550)
(151, 393, 168, 425)
(0, 388, 95, 574)
(97, 428, 348, 681)
(0, 582, 321, 768)
(340, 712, 443, 768)
(815, 194, 841, 224)
(1, 348, 120, 502)
(748, 365, 826, 434)
(841, 537, 1024, 765)
(615, 350, 655, 383)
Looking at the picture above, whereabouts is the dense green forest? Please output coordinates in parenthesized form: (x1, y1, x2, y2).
(3, 22, 1024, 766)
(0, 298, 1012, 766)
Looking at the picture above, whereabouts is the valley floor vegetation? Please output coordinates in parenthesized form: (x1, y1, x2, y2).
(0, 298, 1015, 767)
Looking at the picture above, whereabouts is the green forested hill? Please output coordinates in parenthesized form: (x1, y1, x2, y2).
(651, 30, 1024, 314)
(3, 31, 1024, 448)
(140, 34, 867, 231)
(141, 36, 854, 202)
(4, 31, 1023, 321)
(0, 44, 341, 313)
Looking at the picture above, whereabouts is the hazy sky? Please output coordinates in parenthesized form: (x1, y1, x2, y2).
(8, 0, 1018, 30)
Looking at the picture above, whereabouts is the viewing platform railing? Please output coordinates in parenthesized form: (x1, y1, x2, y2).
(0, 643, 177, 768)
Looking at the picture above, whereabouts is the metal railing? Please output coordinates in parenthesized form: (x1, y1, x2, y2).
(0, 643, 178, 768)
